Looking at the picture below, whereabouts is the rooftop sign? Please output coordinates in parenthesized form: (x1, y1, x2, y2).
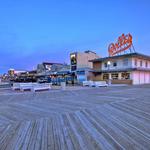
(108, 33, 133, 57)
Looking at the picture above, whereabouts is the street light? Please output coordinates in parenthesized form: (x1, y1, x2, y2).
(107, 61, 111, 85)
(107, 61, 111, 66)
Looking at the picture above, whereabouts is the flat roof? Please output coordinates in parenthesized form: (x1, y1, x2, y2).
(90, 52, 150, 62)
(70, 50, 97, 55)
(42, 62, 63, 65)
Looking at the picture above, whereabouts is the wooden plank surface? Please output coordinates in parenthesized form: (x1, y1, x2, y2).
(0, 85, 150, 150)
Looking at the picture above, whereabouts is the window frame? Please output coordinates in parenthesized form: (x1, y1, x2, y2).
(145, 61, 148, 68)
(134, 59, 137, 66)
(121, 72, 130, 80)
(104, 62, 108, 68)
(113, 62, 117, 67)
(140, 60, 143, 67)
(111, 73, 119, 80)
(123, 58, 128, 66)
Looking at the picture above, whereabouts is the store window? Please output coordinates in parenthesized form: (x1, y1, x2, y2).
(111, 73, 118, 80)
(103, 74, 109, 80)
(104, 63, 107, 68)
(134, 59, 137, 66)
(145, 61, 148, 68)
(140, 60, 143, 67)
(123, 58, 128, 66)
(113, 62, 117, 67)
(70, 54, 77, 65)
(121, 72, 130, 80)
(71, 66, 77, 71)
(76, 71, 85, 75)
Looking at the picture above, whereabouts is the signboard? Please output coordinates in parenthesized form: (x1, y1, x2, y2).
(45, 64, 52, 71)
(77, 75, 87, 82)
(108, 33, 133, 57)
(70, 54, 77, 65)
(70, 53, 77, 71)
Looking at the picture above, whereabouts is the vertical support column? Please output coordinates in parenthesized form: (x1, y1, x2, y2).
(130, 72, 134, 85)
(107, 61, 111, 85)
(118, 73, 122, 80)
(130, 72, 132, 80)
(108, 73, 112, 85)
(109, 73, 112, 80)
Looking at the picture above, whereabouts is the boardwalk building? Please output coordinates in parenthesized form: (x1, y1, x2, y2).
(90, 53, 150, 85)
(70, 50, 99, 82)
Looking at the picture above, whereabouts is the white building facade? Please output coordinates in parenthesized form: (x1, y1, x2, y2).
(90, 53, 150, 85)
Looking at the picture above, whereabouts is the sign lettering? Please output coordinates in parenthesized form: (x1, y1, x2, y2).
(108, 33, 133, 57)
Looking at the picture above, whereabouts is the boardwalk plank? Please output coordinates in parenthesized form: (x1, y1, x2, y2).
(0, 86, 150, 149)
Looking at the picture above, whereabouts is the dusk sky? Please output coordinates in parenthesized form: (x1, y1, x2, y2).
(0, 0, 150, 73)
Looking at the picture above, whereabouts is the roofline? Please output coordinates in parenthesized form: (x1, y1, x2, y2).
(42, 62, 63, 65)
(70, 50, 97, 55)
(90, 52, 150, 62)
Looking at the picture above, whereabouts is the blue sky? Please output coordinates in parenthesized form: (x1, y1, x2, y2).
(0, 0, 150, 73)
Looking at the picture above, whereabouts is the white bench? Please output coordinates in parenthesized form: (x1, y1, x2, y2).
(12, 83, 37, 91)
(89, 81, 96, 87)
(83, 81, 95, 87)
(83, 81, 90, 86)
(44, 83, 52, 87)
(94, 81, 108, 87)
(12, 83, 21, 90)
(12, 83, 52, 92)
(83, 81, 108, 87)
(20, 84, 35, 91)
(31, 83, 51, 92)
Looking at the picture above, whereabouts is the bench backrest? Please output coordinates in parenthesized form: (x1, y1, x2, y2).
(13, 83, 37, 87)
(95, 81, 107, 85)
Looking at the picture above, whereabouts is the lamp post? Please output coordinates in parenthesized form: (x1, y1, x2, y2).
(107, 61, 111, 85)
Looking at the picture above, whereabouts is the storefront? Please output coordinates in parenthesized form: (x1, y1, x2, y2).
(90, 53, 150, 85)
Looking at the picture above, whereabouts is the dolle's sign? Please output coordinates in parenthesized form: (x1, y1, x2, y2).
(108, 33, 133, 57)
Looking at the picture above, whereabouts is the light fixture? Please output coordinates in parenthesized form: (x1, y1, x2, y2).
(107, 61, 111, 66)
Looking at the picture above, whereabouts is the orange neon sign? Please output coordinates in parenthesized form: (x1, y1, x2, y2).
(108, 33, 133, 57)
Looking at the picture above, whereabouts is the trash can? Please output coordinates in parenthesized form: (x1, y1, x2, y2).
(61, 82, 66, 90)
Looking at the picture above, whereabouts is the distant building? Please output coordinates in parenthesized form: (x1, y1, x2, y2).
(8, 69, 26, 76)
(36, 62, 72, 84)
(90, 53, 150, 85)
(8, 69, 15, 76)
(37, 62, 64, 75)
(70, 50, 100, 82)
(70, 50, 99, 71)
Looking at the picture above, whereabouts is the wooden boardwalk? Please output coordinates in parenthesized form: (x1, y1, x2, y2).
(0, 85, 150, 150)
